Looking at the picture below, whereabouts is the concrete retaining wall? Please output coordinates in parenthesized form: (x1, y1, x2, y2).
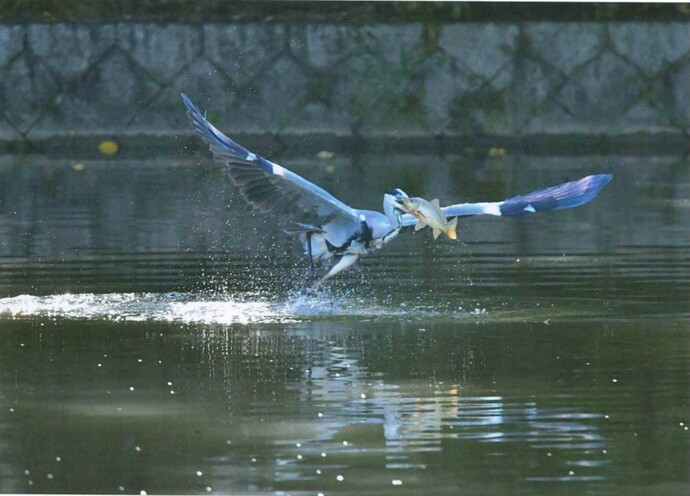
(1, 21, 688, 144)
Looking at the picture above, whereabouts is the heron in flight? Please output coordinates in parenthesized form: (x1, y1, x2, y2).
(182, 94, 612, 290)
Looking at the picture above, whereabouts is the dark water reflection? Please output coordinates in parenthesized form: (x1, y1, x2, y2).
(0, 152, 688, 495)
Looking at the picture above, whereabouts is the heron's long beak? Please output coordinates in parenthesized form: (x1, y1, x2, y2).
(392, 201, 407, 212)
(398, 197, 418, 213)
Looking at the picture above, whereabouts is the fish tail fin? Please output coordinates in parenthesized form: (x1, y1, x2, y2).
(432, 227, 441, 240)
(446, 217, 458, 240)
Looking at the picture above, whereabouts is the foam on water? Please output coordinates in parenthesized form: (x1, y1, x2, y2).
(0, 291, 443, 325)
(0, 291, 622, 325)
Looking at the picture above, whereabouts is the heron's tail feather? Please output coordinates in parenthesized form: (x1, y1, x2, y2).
(498, 174, 613, 217)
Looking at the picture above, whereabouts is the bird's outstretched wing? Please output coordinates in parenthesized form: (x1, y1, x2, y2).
(400, 174, 612, 227)
(182, 94, 359, 222)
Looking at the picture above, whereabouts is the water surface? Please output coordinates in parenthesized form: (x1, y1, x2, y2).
(0, 152, 688, 495)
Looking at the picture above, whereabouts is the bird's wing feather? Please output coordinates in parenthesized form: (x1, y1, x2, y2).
(182, 93, 359, 221)
(400, 174, 612, 227)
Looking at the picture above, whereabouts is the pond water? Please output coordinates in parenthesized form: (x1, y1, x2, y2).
(0, 151, 688, 495)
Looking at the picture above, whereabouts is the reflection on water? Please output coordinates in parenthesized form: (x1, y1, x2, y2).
(0, 152, 688, 495)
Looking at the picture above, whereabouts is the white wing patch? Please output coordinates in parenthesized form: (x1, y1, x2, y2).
(246, 152, 257, 161)
(482, 203, 502, 216)
(523, 204, 536, 213)
(271, 163, 286, 177)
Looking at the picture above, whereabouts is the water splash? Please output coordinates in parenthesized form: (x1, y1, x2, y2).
(0, 291, 452, 325)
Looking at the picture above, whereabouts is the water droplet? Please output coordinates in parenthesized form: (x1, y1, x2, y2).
(297, 454, 303, 460)
(336, 475, 344, 482)
(140, 491, 147, 496)
(47, 474, 54, 480)
(129, 386, 135, 391)
(196, 470, 202, 476)
(342, 441, 348, 446)
(321, 452, 327, 457)
(205, 487, 212, 492)
(56, 457, 61, 462)
(360, 393, 366, 399)
(317, 412, 323, 418)
(392, 479, 403, 485)
(135, 446, 141, 452)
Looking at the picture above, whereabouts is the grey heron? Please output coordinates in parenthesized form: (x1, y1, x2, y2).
(182, 94, 612, 290)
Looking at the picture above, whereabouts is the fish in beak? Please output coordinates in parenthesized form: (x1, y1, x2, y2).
(401, 197, 458, 240)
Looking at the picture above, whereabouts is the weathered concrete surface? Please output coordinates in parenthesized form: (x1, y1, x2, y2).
(0, 21, 688, 145)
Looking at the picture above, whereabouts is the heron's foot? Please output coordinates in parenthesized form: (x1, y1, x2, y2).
(296, 268, 318, 295)
(297, 280, 321, 296)
(307, 278, 323, 293)
(302, 265, 316, 285)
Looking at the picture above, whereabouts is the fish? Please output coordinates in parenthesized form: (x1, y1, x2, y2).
(401, 197, 458, 240)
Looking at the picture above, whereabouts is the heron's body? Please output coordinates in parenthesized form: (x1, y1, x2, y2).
(288, 208, 403, 283)
(307, 211, 398, 258)
(182, 93, 613, 289)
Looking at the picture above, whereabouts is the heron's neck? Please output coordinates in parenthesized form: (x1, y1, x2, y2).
(383, 199, 401, 227)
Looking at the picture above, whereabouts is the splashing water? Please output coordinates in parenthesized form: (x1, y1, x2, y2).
(0, 291, 458, 325)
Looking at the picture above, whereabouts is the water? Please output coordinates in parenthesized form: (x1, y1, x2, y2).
(0, 152, 688, 495)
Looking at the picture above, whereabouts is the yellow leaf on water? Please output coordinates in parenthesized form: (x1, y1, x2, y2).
(98, 140, 119, 156)
(488, 146, 506, 158)
(317, 150, 335, 160)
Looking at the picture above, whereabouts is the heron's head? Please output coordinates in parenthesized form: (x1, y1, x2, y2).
(383, 188, 410, 217)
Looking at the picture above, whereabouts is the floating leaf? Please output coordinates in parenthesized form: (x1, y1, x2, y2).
(98, 140, 119, 156)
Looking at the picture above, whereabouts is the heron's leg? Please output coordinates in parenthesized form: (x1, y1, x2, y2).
(306, 232, 315, 277)
(309, 254, 359, 291)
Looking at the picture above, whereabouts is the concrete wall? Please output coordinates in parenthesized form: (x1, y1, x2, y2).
(1, 21, 688, 143)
